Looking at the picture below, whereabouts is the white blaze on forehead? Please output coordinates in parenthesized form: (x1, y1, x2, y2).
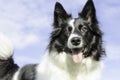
(68, 19, 75, 33)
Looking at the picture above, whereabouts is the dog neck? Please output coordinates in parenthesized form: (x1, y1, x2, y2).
(49, 50, 100, 76)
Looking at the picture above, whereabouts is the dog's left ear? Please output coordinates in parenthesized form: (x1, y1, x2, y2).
(54, 2, 71, 27)
(79, 0, 97, 24)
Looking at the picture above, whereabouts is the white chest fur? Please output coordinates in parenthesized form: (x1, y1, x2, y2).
(36, 51, 103, 80)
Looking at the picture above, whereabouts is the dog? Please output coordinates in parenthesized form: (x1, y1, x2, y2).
(0, 0, 105, 80)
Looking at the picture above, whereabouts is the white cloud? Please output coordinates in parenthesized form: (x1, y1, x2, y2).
(0, 15, 40, 49)
(25, 15, 52, 29)
(10, 33, 39, 49)
(0, 0, 52, 49)
(106, 44, 120, 60)
(14, 55, 39, 66)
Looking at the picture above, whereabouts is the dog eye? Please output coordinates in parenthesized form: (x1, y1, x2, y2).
(78, 24, 83, 31)
(81, 26, 87, 32)
(78, 25, 87, 32)
(67, 26, 72, 32)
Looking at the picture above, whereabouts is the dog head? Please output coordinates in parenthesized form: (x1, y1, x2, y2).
(49, 0, 105, 63)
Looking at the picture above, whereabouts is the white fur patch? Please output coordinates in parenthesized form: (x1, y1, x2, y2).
(36, 50, 103, 80)
(12, 69, 20, 80)
(0, 33, 13, 60)
(68, 19, 75, 33)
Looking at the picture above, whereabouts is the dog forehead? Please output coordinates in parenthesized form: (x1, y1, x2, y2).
(74, 18, 86, 26)
(68, 18, 86, 28)
(68, 19, 75, 28)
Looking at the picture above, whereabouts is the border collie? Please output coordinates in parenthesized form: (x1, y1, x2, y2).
(0, 0, 105, 80)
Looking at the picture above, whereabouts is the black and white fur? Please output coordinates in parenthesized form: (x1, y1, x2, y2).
(0, 0, 105, 80)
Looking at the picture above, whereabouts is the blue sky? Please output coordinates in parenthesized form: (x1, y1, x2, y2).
(0, 0, 120, 80)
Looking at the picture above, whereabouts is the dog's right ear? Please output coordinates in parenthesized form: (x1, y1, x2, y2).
(54, 2, 71, 27)
(79, 0, 97, 24)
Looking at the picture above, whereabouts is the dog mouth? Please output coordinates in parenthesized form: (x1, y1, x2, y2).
(71, 48, 85, 63)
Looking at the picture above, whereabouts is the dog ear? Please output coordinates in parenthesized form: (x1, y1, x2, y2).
(54, 2, 71, 27)
(79, 0, 97, 24)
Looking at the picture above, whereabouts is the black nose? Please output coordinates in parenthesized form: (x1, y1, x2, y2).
(71, 37, 81, 46)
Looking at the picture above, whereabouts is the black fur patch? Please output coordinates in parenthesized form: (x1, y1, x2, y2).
(18, 64, 37, 80)
(0, 58, 19, 80)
